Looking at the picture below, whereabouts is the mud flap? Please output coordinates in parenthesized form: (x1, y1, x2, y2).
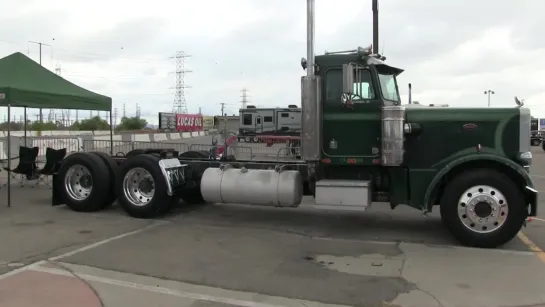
(526, 186, 538, 216)
(51, 173, 63, 206)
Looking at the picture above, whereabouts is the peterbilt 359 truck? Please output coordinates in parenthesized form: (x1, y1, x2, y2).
(51, 0, 537, 248)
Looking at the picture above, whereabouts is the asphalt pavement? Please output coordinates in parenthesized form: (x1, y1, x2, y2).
(0, 139, 544, 307)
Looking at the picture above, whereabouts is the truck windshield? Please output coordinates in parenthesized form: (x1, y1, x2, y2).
(378, 73, 400, 102)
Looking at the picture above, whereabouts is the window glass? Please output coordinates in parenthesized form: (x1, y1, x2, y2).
(325, 69, 375, 102)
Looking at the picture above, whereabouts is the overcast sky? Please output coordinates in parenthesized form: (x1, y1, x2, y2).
(1, 0, 544, 125)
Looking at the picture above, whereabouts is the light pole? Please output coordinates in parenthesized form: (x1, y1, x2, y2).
(484, 90, 495, 107)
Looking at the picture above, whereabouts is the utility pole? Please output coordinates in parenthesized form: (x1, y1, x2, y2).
(170, 51, 192, 114)
(240, 88, 250, 109)
(55, 63, 64, 126)
(29, 41, 51, 123)
(484, 89, 495, 107)
(220, 103, 227, 139)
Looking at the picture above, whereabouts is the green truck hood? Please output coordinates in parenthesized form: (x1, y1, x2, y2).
(404, 106, 529, 169)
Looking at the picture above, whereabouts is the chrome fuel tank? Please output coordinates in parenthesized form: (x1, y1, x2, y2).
(200, 166, 304, 207)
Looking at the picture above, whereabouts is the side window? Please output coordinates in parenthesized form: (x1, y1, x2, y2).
(352, 78, 374, 100)
(243, 114, 252, 125)
(256, 117, 261, 124)
(281, 113, 289, 117)
(325, 69, 375, 102)
(264, 116, 273, 122)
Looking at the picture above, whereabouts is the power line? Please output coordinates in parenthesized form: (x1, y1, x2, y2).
(170, 51, 192, 114)
(0, 38, 170, 64)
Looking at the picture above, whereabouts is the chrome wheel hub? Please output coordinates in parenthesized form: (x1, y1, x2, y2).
(64, 164, 93, 201)
(122, 167, 155, 207)
(458, 185, 508, 233)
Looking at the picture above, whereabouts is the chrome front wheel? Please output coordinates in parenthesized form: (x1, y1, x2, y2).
(457, 185, 508, 234)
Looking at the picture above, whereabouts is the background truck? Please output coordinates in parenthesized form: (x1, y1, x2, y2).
(51, 0, 537, 249)
(531, 118, 541, 146)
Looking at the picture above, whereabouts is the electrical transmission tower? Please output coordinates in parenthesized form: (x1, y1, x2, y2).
(240, 88, 250, 109)
(113, 108, 118, 128)
(136, 104, 141, 118)
(170, 51, 192, 114)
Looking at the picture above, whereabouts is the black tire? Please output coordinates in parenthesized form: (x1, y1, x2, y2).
(56, 152, 112, 212)
(115, 154, 173, 218)
(180, 187, 206, 204)
(542, 141, 545, 151)
(89, 152, 119, 208)
(531, 139, 540, 146)
(439, 169, 527, 248)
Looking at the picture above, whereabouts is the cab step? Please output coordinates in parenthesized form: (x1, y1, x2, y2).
(314, 179, 371, 210)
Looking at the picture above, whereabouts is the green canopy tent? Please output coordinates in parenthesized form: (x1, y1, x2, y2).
(0, 52, 113, 207)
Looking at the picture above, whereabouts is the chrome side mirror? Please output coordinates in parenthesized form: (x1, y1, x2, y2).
(342, 63, 355, 95)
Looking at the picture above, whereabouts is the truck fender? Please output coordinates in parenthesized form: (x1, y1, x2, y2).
(424, 153, 537, 215)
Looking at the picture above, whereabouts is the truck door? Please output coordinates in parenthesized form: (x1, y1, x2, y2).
(321, 68, 382, 165)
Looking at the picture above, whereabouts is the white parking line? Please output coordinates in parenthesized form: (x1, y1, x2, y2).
(30, 265, 289, 307)
(0, 221, 167, 280)
(49, 221, 168, 261)
(531, 217, 545, 223)
(531, 174, 545, 179)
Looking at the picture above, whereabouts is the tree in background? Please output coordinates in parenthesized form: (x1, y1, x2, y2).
(29, 121, 59, 131)
(0, 121, 24, 131)
(71, 116, 110, 131)
(116, 116, 147, 131)
(0, 120, 61, 131)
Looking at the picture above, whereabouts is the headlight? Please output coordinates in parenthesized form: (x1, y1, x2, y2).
(518, 151, 532, 165)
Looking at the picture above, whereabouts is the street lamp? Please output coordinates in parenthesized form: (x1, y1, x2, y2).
(484, 90, 495, 107)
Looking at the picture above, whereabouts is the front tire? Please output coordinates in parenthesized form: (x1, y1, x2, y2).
(439, 169, 527, 248)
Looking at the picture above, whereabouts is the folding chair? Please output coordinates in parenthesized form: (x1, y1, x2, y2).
(2, 146, 39, 187)
(35, 147, 67, 187)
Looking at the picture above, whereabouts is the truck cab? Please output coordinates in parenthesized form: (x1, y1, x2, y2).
(301, 46, 537, 247)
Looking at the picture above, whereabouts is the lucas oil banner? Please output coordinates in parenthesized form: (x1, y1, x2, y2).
(176, 114, 203, 132)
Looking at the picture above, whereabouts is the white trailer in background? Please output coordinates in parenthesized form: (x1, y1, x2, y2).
(238, 106, 301, 142)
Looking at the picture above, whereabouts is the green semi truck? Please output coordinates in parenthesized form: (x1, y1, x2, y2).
(51, 0, 537, 248)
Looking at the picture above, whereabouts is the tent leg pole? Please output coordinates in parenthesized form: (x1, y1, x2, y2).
(109, 110, 113, 156)
(23, 107, 27, 146)
(7, 105, 11, 208)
